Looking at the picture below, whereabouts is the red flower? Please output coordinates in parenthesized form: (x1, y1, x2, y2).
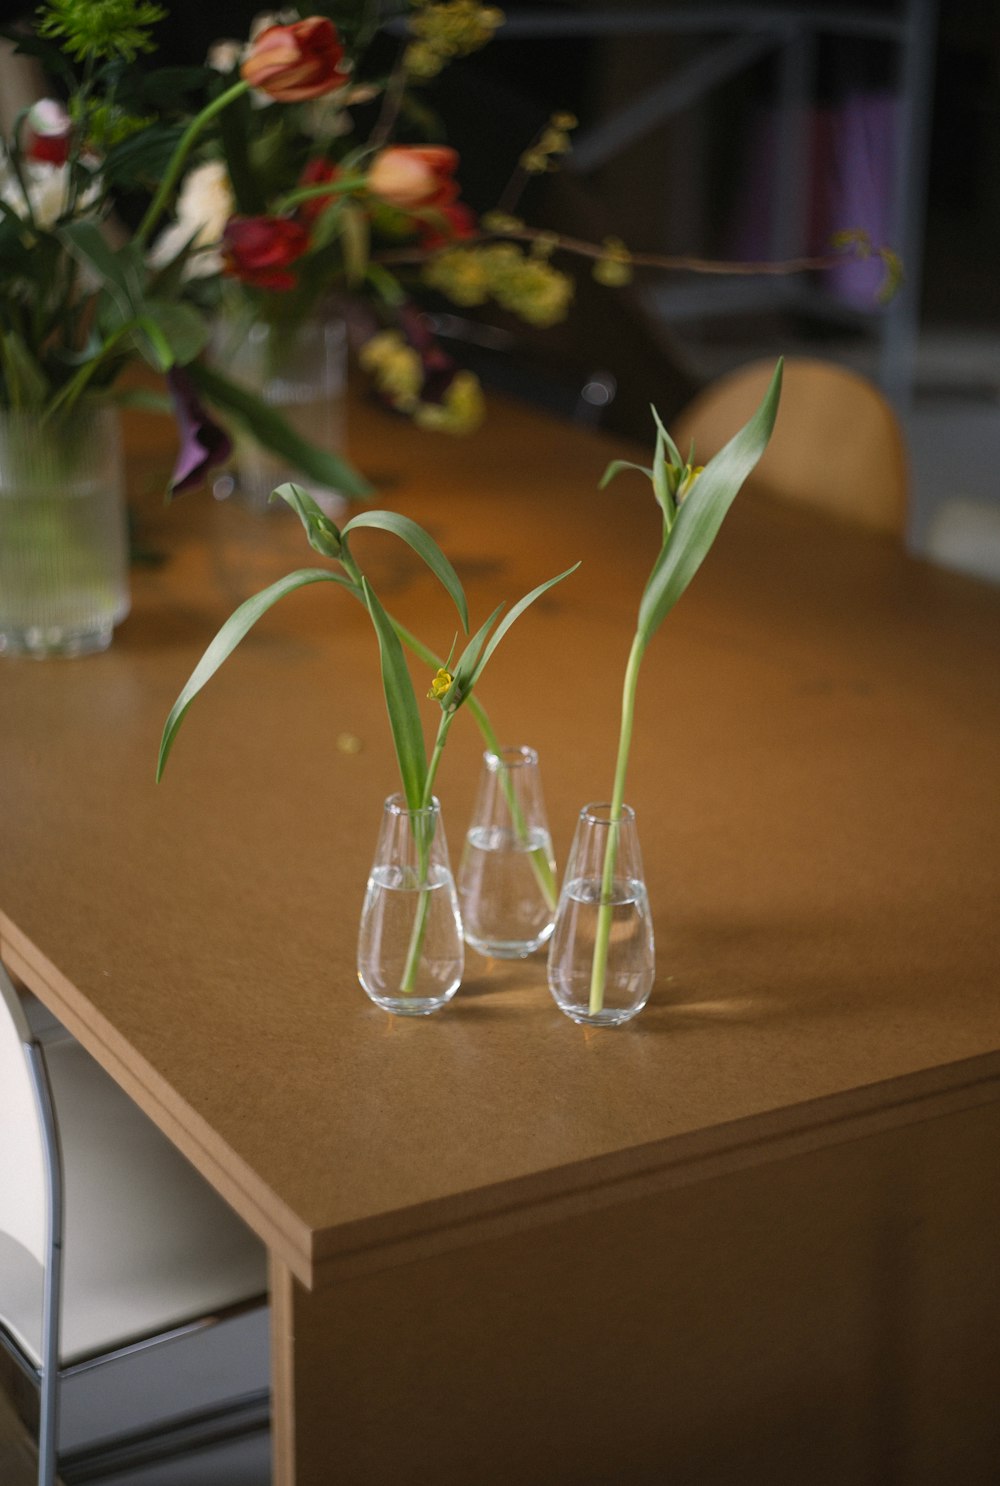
(297, 157, 341, 226)
(241, 17, 351, 102)
(418, 200, 478, 251)
(221, 216, 310, 291)
(367, 146, 460, 211)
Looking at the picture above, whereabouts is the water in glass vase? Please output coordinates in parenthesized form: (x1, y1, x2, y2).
(357, 863, 464, 1016)
(459, 824, 557, 958)
(547, 875, 654, 1026)
(0, 406, 129, 658)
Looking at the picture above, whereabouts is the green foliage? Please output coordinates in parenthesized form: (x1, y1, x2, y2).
(635, 362, 783, 646)
(362, 578, 430, 813)
(37, 0, 166, 63)
(156, 568, 353, 780)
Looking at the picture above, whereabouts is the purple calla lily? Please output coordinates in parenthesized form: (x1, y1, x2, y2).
(166, 368, 233, 498)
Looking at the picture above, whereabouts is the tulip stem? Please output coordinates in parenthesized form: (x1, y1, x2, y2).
(589, 631, 645, 1015)
(135, 79, 250, 250)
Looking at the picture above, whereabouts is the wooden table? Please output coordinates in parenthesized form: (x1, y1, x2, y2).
(3, 392, 1000, 1485)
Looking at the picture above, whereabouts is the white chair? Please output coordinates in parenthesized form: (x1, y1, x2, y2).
(0, 962, 269, 1486)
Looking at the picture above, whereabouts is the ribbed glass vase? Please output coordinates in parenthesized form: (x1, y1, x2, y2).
(0, 403, 129, 659)
(212, 316, 347, 517)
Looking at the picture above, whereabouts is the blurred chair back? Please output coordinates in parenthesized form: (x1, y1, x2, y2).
(672, 356, 909, 537)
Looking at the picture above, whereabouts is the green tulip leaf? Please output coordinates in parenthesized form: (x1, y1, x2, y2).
(157, 568, 352, 780)
(598, 459, 652, 490)
(361, 578, 428, 813)
(637, 359, 783, 645)
(448, 603, 505, 704)
(343, 510, 469, 633)
(469, 562, 580, 690)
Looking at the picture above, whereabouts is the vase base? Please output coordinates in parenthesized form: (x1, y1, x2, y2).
(0, 620, 114, 659)
(360, 987, 458, 1017)
(464, 929, 554, 960)
(554, 1001, 648, 1028)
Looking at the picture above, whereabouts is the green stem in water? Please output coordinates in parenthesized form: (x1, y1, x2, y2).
(399, 709, 456, 994)
(589, 631, 645, 1015)
(134, 79, 250, 249)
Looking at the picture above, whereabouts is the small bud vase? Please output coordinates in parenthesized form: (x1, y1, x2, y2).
(357, 794, 464, 1016)
(547, 803, 655, 1027)
(0, 404, 130, 659)
(457, 746, 558, 958)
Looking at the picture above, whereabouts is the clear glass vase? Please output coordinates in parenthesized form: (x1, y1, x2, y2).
(547, 803, 655, 1027)
(457, 745, 557, 958)
(0, 404, 130, 659)
(212, 316, 347, 517)
(358, 794, 464, 1016)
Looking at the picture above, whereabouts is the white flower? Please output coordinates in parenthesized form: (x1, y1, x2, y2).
(148, 160, 235, 278)
(248, 10, 298, 39)
(206, 39, 242, 72)
(0, 148, 98, 231)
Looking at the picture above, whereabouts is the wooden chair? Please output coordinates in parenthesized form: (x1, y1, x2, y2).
(670, 356, 909, 537)
(0, 962, 269, 1486)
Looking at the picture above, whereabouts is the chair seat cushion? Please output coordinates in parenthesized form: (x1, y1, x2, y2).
(4, 1035, 266, 1369)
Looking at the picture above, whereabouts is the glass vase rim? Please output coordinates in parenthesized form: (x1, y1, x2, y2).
(383, 792, 441, 819)
(578, 801, 637, 826)
(483, 744, 538, 770)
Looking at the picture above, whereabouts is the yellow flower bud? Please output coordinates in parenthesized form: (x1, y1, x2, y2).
(427, 668, 454, 699)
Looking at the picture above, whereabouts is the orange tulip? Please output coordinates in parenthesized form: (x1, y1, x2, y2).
(241, 17, 350, 102)
(367, 146, 460, 211)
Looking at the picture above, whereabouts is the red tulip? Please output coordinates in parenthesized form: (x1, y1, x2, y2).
(221, 215, 310, 291)
(241, 17, 350, 102)
(367, 146, 460, 212)
(418, 200, 478, 250)
(297, 157, 341, 226)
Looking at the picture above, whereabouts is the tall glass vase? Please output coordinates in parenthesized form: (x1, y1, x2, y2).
(0, 403, 130, 659)
(357, 794, 464, 1016)
(547, 803, 654, 1027)
(213, 316, 347, 517)
(457, 746, 557, 958)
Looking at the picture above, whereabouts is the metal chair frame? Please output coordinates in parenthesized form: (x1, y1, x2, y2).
(0, 963, 268, 1486)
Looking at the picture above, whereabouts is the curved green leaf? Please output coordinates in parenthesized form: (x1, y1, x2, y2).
(343, 510, 469, 633)
(157, 568, 351, 780)
(598, 459, 652, 490)
(362, 579, 428, 812)
(638, 359, 783, 644)
(469, 562, 580, 690)
(449, 603, 505, 704)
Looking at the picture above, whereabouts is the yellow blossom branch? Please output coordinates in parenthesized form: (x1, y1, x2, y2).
(374, 228, 891, 283)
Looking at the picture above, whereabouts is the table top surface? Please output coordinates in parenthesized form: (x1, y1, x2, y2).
(3, 391, 999, 1287)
